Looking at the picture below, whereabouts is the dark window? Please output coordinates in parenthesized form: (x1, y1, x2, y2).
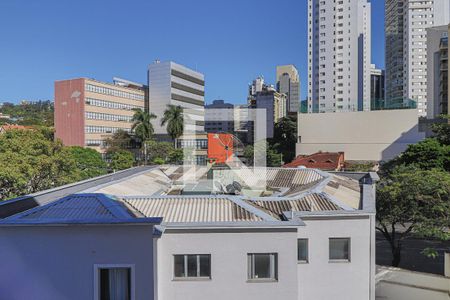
(329, 238, 350, 261)
(247, 253, 278, 280)
(99, 268, 131, 300)
(174, 254, 211, 279)
(297, 239, 309, 262)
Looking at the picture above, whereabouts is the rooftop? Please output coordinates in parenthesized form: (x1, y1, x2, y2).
(0, 193, 161, 226)
(283, 152, 345, 171)
(0, 166, 378, 227)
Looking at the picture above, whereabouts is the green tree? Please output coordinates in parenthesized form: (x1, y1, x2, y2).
(144, 140, 174, 163)
(131, 109, 157, 142)
(109, 150, 134, 171)
(376, 166, 450, 267)
(168, 148, 184, 165)
(431, 115, 450, 145)
(105, 129, 135, 152)
(270, 116, 297, 163)
(244, 142, 283, 167)
(0, 101, 54, 126)
(0, 129, 77, 200)
(161, 105, 184, 141)
(382, 138, 450, 173)
(68, 146, 107, 180)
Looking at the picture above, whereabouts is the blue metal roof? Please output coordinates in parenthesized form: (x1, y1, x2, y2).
(0, 193, 162, 226)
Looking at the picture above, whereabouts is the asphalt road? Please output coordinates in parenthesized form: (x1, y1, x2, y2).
(376, 232, 450, 275)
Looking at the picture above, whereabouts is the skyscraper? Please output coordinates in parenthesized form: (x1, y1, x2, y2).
(276, 65, 300, 113)
(385, 0, 450, 116)
(307, 0, 371, 113)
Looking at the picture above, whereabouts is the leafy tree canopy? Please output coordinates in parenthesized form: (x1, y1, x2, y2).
(0, 101, 54, 126)
(376, 166, 450, 267)
(382, 138, 450, 173)
(244, 142, 283, 167)
(0, 129, 77, 200)
(68, 146, 107, 180)
(431, 115, 450, 145)
(270, 116, 297, 163)
(105, 129, 135, 153)
(109, 150, 134, 171)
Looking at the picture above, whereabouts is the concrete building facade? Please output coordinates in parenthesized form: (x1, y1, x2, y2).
(296, 109, 425, 161)
(205, 100, 234, 133)
(385, 0, 450, 116)
(54, 77, 146, 152)
(276, 65, 301, 113)
(427, 25, 449, 119)
(307, 0, 371, 113)
(148, 61, 205, 136)
(248, 87, 286, 140)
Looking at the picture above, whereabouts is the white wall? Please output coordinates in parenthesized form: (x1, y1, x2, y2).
(296, 109, 425, 161)
(156, 229, 299, 300)
(0, 225, 156, 300)
(297, 216, 374, 300)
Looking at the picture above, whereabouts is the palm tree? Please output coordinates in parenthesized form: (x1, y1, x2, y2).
(131, 109, 156, 142)
(161, 105, 184, 141)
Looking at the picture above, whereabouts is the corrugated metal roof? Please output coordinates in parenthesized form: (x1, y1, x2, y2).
(123, 196, 264, 223)
(6, 194, 133, 221)
(213, 168, 324, 196)
(323, 175, 362, 210)
(248, 193, 342, 217)
(93, 169, 171, 196)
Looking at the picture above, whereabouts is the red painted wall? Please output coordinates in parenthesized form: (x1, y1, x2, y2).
(54, 79, 85, 146)
(207, 133, 234, 164)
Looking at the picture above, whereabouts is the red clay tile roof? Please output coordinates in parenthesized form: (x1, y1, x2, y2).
(283, 152, 345, 171)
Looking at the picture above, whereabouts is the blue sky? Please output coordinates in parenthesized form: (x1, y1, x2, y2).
(0, 0, 385, 105)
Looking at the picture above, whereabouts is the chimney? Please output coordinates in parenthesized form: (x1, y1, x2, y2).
(445, 252, 450, 278)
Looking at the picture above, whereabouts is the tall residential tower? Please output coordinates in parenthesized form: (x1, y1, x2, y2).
(276, 65, 300, 113)
(307, 0, 371, 113)
(385, 0, 450, 116)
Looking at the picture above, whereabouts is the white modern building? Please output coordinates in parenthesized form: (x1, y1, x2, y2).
(385, 0, 450, 116)
(0, 166, 378, 300)
(276, 65, 301, 113)
(307, 0, 371, 113)
(148, 61, 205, 136)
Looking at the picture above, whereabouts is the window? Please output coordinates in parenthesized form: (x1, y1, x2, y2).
(329, 238, 350, 261)
(95, 265, 134, 300)
(247, 253, 278, 281)
(297, 239, 309, 262)
(174, 254, 211, 279)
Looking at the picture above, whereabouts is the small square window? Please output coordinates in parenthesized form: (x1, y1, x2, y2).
(329, 238, 350, 261)
(297, 239, 309, 262)
(247, 253, 278, 281)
